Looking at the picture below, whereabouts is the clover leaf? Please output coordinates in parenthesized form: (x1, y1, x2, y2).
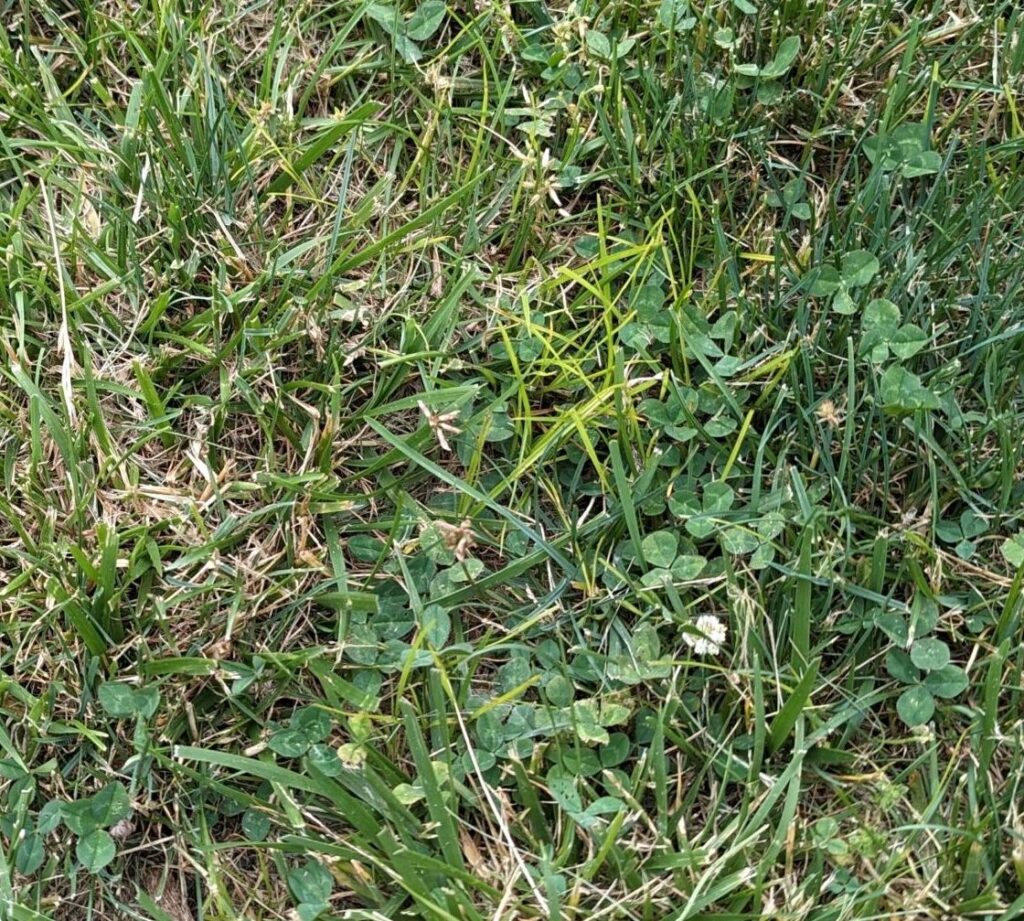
(658, 0, 696, 32)
(896, 685, 935, 726)
(77, 829, 117, 872)
(269, 707, 333, 758)
(935, 510, 987, 560)
(98, 682, 161, 720)
(405, 0, 445, 41)
(909, 637, 950, 671)
(924, 665, 968, 699)
(864, 122, 942, 178)
(735, 35, 800, 79)
(767, 177, 811, 221)
(288, 859, 333, 921)
(1001, 531, 1024, 568)
(684, 481, 734, 538)
(809, 249, 880, 314)
(641, 530, 678, 568)
(887, 635, 965, 727)
(860, 299, 928, 362)
(364, 1, 447, 63)
(879, 365, 939, 413)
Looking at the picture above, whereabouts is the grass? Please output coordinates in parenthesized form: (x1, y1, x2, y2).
(1, 0, 1024, 918)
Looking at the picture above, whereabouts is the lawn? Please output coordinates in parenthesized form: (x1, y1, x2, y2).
(2, 1, 1024, 919)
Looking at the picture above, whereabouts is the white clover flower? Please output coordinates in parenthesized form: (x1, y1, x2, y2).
(685, 614, 727, 656)
(110, 816, 134, 841)
(418, 400, 461, 452)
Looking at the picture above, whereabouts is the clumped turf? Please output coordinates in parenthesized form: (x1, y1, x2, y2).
(2, 1, 1024, 919)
